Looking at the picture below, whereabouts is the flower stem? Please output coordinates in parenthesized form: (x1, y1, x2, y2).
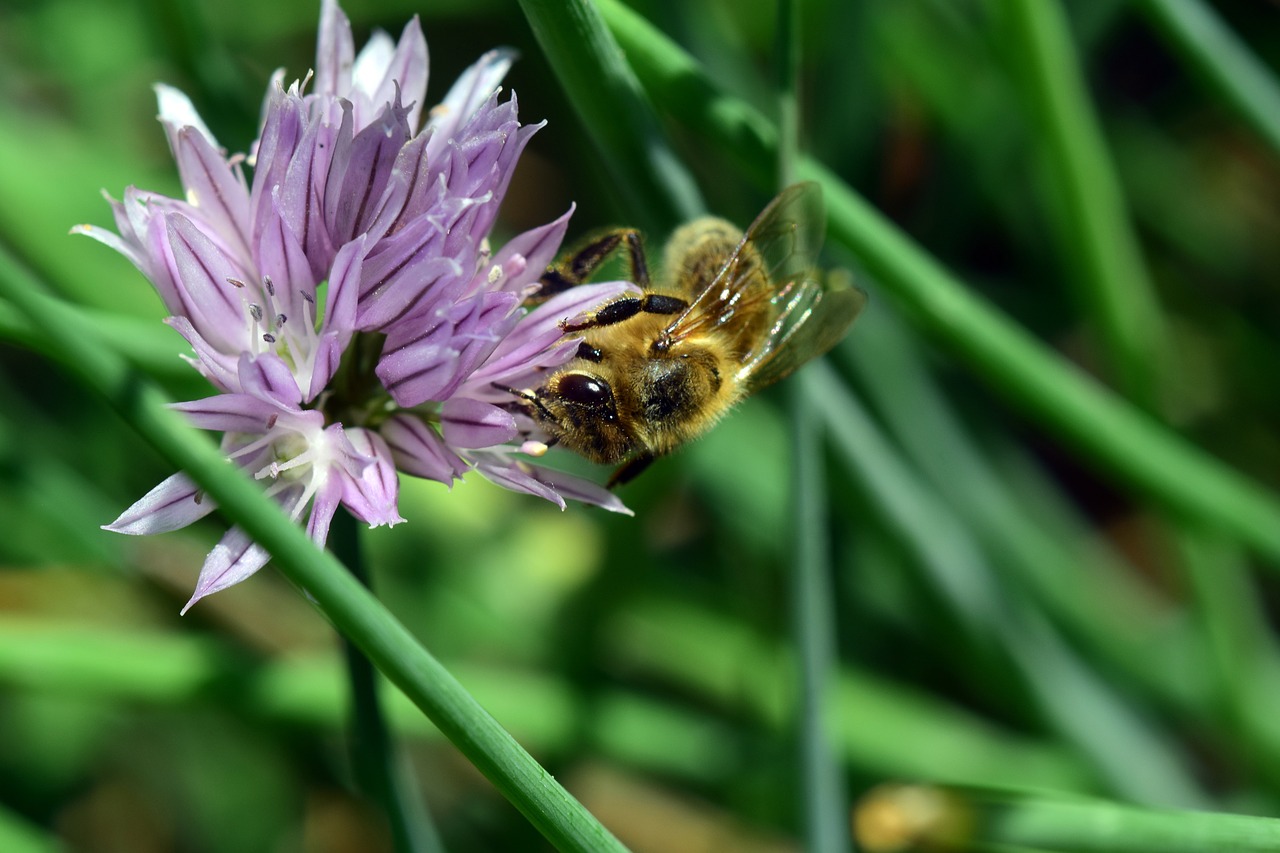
(330, 509, 444, 853)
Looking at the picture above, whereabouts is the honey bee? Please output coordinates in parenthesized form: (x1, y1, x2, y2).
(508, 182, 865, 486)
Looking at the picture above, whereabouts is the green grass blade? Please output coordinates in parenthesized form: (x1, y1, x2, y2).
(595, 0, 1280, 567)
(0, 248, 628, 853)
(843, 305, 1175, 684)
(0, 806, 64, 853)
(516, 0, 703, 231)
(997, 0, 1167, 409)
(775, 0, 849, 848)
(791, 373, 851, 853)
(857, 785, 1280, 852)
(1136, 0, 1280, 157)
(807, 361, 1206, 806)
(609, 601, 1096, 792)
(0, 617, 735, 785)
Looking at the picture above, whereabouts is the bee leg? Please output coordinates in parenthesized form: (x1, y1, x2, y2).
(562, 293, 688, 333)
(607, 453, 656, 488)
(534, 228, 650, 299)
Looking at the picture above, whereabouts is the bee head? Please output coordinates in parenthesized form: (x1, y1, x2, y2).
(548, 372, 618, 422)
(531, 372, 638, 464)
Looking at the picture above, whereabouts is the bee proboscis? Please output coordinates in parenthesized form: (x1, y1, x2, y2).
(507, 182, 866, 486)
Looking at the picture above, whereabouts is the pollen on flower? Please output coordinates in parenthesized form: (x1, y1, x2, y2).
(520, 440, 549, 457)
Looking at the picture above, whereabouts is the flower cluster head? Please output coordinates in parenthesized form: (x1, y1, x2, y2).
(78, 0, 631, 612)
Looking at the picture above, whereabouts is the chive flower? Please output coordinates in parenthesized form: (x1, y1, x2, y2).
(78, 0, 630, 611)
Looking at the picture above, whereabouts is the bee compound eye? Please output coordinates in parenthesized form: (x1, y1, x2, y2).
(557, 373, 614, 409)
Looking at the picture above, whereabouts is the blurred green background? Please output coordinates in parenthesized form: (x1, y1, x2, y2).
(2, 0, 1280, 850)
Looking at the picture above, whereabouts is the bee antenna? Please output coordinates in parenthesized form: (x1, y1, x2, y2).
(491, 382, 554, 420)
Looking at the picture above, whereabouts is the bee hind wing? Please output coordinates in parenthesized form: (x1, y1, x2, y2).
(665, 182, 826, 342)
(738, 273, 867, 393)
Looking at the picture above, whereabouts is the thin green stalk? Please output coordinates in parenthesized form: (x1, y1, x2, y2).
(516, 0, 703, 233)
(986, 799, 1280, 853)
(998, 0, 1167, 410)
(841, 305, 1177, 695)
(993, 1, 1280, 795)
(855, 784, 1280, 852)
(1136, 0, 1280, 158)
(1173, 532, 1280, 793)
(331, 510, 443, 853)
(775, 0, 801, 191)
(610, 601, 1095, 792)
(790, 373, 851, 853)
(776, 1, 848, 849)
(595, 0, 1280, 567)
(805, 360, 1206, 807)
(0, 249, 628, 853)
(842, 303, 1280, 785)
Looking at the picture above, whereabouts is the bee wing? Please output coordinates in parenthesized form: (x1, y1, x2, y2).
(737, 272, 866, 392)
(663, 182, 827, 344)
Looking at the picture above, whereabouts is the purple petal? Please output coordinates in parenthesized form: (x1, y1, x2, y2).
(165, 213, 250, 352)
(181, 524, 274, 614)
(256, 187, 317, 318)
(250, 86, 305, 238)
(351, 30, 395, 106)
(338, 427, 404, 527)
(166, 316, 239, 392)
(355, 213, 469, 331)
(171, 393, 282, 434)
(238, 352, 303, 408)
(306, 475, 344, 546)
(280, 108, 339, 282)
(444, 290, 521, 389)
(315, 0, 355, 99)
(305, 235, 367, 401)
(420, 95, 538, 254)
(71, 213, 145, 273)
(441, 398, 517, 448)
(376, 290, 519, 406)
(473, 459, 566, 510)
(324, 98, 411, 245)
(486, 205, 574, 294)
(173, 127, 252, 263)
(376, 342, 456, 407)
(518, 464, 634, 515)
(103, 472, 215, 535)
(372, 132, 439, 237)
(365, 16, 428, 131)
(424, 49, 514, 160)
(467, 281, 637, 389)
(380, 414, 467, 485)
(154, 83, 218, 151)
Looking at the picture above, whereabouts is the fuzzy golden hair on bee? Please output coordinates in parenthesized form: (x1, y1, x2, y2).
(511, 182, 866, 487)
